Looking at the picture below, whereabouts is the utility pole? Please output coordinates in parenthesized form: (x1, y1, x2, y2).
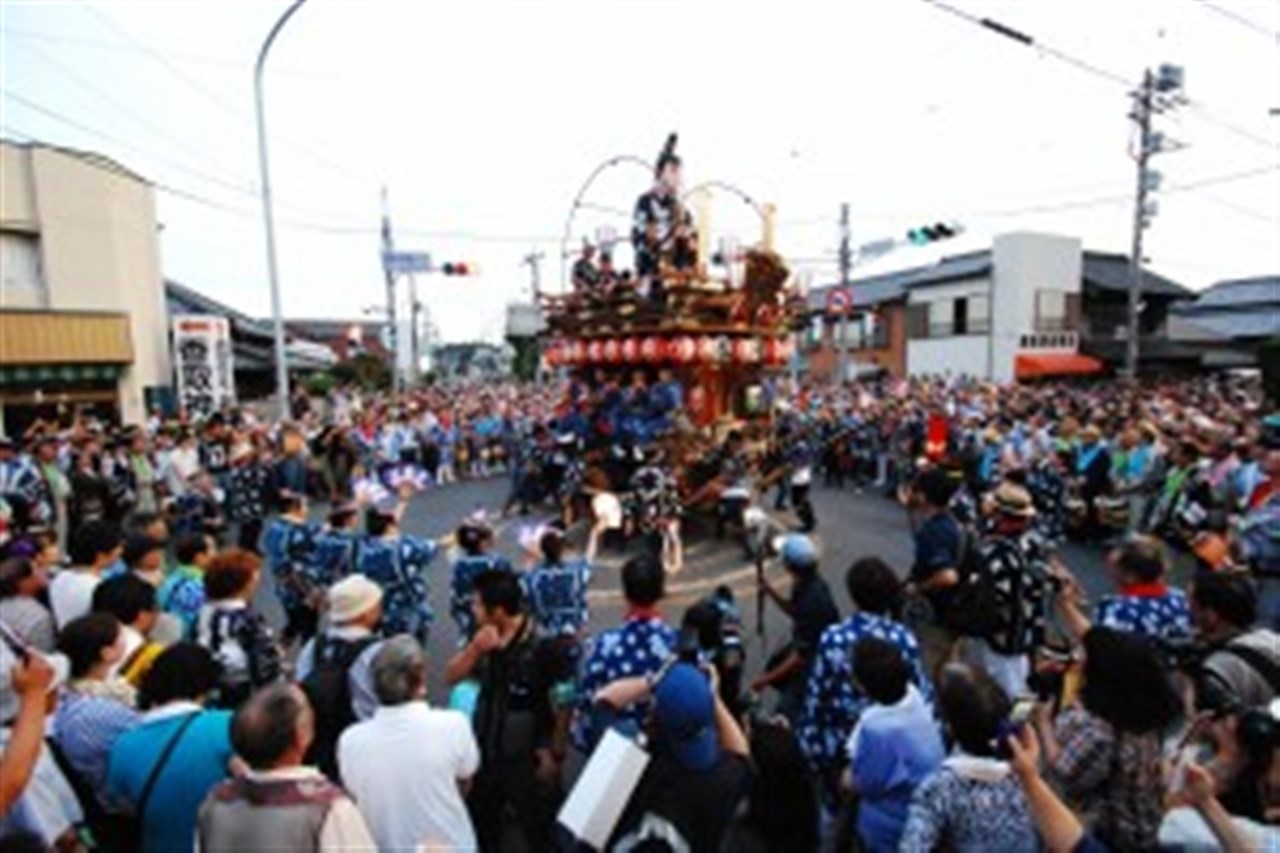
(523, 250, 545, 382)
(522, 250, 545, 298)
(408, 273, 421, 386)
(1125, 64, 1186, 380)
(838, 202, 852, 385)
(379, 187, 400, 391)
(254, 0, 310, 420)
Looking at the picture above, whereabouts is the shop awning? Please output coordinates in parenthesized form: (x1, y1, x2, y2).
(0, 363, 127, 386)
(1015, 352, 1105, 379)
(0, 311, 133, 365)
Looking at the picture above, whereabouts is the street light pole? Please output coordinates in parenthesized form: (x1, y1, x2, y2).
(255, 0, 311, 421)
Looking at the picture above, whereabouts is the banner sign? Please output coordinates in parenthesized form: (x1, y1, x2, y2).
(172, 315, 235, 418)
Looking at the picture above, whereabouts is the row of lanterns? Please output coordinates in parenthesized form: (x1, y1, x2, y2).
(545, 335, 795, 367)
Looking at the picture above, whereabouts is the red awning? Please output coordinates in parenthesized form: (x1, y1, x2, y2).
(1015, 352, 1105, 379)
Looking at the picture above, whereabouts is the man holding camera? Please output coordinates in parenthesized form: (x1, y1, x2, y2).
(751, 535, 838, 723)
(1191, 571, 1279, 716)
(594, 661, 751, 852)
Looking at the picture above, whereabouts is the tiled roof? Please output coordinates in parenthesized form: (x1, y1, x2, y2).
(807, 251, 991, 311)
(165, 280, 272, 340)
(1184, 276, 1279, 310)
(1080, 253, 1192, 298)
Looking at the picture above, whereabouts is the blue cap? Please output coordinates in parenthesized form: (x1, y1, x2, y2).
(780, 534, 817, 570)
(652, 663, 718, 772)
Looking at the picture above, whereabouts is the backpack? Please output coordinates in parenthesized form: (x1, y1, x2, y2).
(942, 529, 1005, 639)
(302, 633, 379, 782)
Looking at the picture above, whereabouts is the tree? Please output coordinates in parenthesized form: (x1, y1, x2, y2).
(330, 353, 392, 391)
(1260, 337, 1280, 406)
(506, 336, 540, 383)
(304, 372, 335, 396)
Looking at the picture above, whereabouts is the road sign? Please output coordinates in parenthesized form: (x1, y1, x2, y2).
(857, 237, 896, 259)
(382, 251, 432, 274)
(825, 288, 852, 315)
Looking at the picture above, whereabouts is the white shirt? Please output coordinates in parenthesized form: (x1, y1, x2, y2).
(197, 600, 250, 684)
(110, 624, 145, 680)
(194, 766, 376, 853)
(49, 569, 100, 631)
(338, 702, 480, 851)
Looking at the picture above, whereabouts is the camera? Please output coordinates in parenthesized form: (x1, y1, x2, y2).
(1238, 700, 1280, 758)
(679, 586, 746, 710)
(1262, 414, 1280, 451)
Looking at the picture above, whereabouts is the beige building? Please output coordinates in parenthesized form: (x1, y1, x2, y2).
(0, 140, 171, 431)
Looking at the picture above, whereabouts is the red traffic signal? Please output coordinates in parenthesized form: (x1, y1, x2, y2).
(440, 262, 476, 276)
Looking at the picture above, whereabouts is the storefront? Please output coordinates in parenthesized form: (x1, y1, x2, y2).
(0, 310, 134, 434)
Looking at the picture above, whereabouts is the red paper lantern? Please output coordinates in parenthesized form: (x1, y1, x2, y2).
(544, 342, 560, 367)
(569, 341, 585, 364)
(640, 337, 662, 362)
(764, 336, 795, 365)
(669, 336, 696, 363)
(733, 338, 761, 363)
(696, 336, 717, 362)
(603, 338, 621, 363)
(621, 337, 639, 362)
(587, 340, 603, 363)
(779, 336, 795, 362)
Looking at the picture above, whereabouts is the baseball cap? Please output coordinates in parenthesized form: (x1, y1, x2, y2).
(652, 663, 718, 772)
(780, 534, 818, 570)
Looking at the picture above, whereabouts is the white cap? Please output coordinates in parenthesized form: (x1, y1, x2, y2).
(327, 575, 384, 624)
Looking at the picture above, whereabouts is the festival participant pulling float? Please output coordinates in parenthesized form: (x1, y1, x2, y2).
(542, 134, 805, 430)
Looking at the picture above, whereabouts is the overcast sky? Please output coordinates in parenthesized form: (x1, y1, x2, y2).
(2, 0, 1277, 342)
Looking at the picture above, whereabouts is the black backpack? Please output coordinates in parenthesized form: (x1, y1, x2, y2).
(942, 529, 1005, 639)
(302, 634, 379, 782)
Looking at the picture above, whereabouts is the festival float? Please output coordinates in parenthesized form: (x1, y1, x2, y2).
(541, 134, 806, 430)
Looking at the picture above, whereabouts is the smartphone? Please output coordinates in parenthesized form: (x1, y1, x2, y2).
(996, 697, 1037, 758)
(1008, 697, 1036, 729)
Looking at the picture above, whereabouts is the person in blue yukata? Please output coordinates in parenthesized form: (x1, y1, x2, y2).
(307, 502, 362, 595)
(448, 517, 514, 645)
(524, 527, 592, 642)
(355, 493, 443, 647)
(260, 490, 322, 646)
(799, 557, 934, 808)
(572, 554, 677, 753)
(1055, 533, 1192, 643)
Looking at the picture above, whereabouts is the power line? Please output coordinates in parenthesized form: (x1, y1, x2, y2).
(915, 0, 1278, 151)
(970, 162, 1278, 217)
(1189, 0, 1280, 46)
(1196, 190, 1277, 223)
(784, 162, 1279, 263)
(1, 89, 374, 222)
(2, 91, 258, 195)
(10, 37, 250, 184)
(72, 0, 375, 184)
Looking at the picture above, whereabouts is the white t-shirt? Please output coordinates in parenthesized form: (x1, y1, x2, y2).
(49, 569, 100, 631)
(338, 702, 480, 851)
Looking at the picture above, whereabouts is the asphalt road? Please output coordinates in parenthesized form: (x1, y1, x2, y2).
(258, 474, 1116, 704)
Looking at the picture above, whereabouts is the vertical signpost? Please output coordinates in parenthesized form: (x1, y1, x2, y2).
(173, 316, 235, 419)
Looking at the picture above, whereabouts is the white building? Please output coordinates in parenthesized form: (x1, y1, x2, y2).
(906, 232, 1092, 381)
(1, 141, 171, 429)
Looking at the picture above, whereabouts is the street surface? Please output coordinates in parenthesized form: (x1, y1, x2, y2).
(262, 475, 1116, 703)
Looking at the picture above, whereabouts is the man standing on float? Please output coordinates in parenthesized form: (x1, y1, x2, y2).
(632, 133, 697, 306)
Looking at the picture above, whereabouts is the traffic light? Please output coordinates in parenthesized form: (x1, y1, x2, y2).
(906, 222, 962, 246)
(439, 262, 478, 276)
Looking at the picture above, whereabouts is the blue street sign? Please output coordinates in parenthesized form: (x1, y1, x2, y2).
(382, 251, 432, 274)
